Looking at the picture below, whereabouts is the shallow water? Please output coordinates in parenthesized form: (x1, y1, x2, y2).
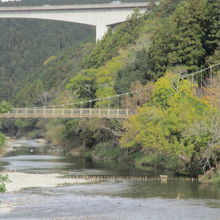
(0, 140, 220, 220)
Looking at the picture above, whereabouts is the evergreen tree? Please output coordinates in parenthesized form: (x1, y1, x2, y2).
(168, 0, 207, 70)
(204, 0, 220, 56)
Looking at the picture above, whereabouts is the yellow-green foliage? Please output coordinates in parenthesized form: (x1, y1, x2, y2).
(66, 55, 124, 105)
(0, 133, 5, 148)
(0, 101, 11, 114)
(0, 174, 9, 193)
(83, 9, 146, 68)
(120, 74, 211, 168)
(66, 68, 98, 100)
(43, 56, 57, 66)
(0, 101, 10, 149)
(95, 56, 124, 106)
(46, 120, 66, 146)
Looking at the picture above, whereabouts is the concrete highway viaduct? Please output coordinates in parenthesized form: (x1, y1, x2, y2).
(0, 2, 149, 41)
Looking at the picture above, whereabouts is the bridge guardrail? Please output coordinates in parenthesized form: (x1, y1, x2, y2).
(0, 108, 136, 119)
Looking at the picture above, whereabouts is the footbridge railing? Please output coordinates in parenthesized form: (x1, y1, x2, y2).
(1, 63, 219, 120)
(0, 108, 136, 119)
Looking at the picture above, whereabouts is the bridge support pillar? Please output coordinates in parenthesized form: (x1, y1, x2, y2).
(96, 24, 109, 41)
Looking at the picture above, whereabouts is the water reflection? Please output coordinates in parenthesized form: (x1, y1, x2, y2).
(1, 140, 220, 219)
(1, 144, 168, 176)
(0, 140, 220, 200)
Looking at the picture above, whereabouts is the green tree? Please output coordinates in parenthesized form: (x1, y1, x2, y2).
(95, 56, 123, 106)
(204, 0, 220, 56)
(83, 9, 146, 69)
(0, 101, 12, 113)
(168, 0, 206, 70)
(146, 18, 174, 76)
(66, 68, 98, 100)
(0, 101, 11, 149)
(0, 133, 5, 148)
(67, 56, 124, 104)
(146, 0, 213, 76)
(120, 74, 212, 174)
(115, 48, 151, 93)
(0, 174, 9, 193)
(154, 0, 182, 18)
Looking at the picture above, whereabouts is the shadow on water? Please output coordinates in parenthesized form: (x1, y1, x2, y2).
(0, 142, 220, 200)
(1, 144, 169, 177)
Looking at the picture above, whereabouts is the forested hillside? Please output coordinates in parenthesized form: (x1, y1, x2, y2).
(13, 41, 94, 106)
(0, 19, 95, 100)
(0, 0, 220, 183)
(0, 0, 146, 101)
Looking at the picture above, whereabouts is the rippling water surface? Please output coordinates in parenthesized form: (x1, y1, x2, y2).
(0, 140, 220, 220)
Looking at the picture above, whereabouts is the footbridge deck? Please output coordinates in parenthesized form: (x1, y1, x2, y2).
(0, 108, 136, 119)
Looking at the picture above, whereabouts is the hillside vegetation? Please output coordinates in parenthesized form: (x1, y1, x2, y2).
(0, 19, 95, 101)
(0, 0, 146, 101)
(64, 0, 220, 178)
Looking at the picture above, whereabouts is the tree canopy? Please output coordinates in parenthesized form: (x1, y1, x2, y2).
(120, 74, 219, 174)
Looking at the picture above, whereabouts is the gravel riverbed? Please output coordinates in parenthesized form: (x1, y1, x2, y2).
(3, 172, 91, 192)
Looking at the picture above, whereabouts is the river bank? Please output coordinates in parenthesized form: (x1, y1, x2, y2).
(2, 138, 219, 187)
(0, 137, 31, 157)
(198, 164, 220, 186)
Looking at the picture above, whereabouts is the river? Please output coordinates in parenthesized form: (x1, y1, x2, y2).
(0, 140, 220, 220)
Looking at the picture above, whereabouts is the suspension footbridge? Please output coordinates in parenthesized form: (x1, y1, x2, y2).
(0, 108, 136, 119)
(0, 63, 219, 119)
